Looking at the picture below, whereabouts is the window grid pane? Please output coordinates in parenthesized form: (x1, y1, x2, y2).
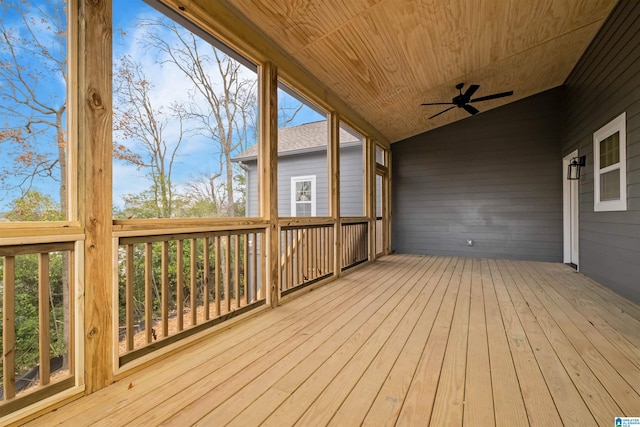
(296, 203, 311, 217)
(600, 169, 621, 201)
(295, 181, 312, 202)
(599, 132, 620, 169)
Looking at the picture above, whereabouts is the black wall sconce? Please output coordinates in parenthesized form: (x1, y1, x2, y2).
(567, 155, 586, 180)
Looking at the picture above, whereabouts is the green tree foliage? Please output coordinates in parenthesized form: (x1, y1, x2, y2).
(0, 251, 66, 379)
(2, 189, 64, 221)
(0, 190, 67, 381)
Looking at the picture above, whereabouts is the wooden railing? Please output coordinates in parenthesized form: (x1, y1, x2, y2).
(280, 224, 334, 295)
(0, 242, 75, 417)
(116, 228, 265, 364)
(341, 220, 369, 270)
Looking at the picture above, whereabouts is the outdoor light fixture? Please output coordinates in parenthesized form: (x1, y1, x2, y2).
(567, 155, 586, 180)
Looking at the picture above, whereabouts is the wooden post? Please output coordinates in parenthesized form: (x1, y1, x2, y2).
(259, 61, 279, 308)
(366, 138, 376, 261)
(78, 0, 113, 393)
(386, 151, 392, 255)
(329, 112, 341, 276)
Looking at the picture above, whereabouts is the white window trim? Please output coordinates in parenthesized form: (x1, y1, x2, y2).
(291, 175, 316, 216)
(594, 112, 627, 212)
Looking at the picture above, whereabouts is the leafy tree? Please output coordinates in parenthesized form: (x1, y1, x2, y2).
(3, 190, 64, 221)
(0, 251, 66, 380)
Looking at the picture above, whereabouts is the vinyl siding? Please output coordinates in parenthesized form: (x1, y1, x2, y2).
(392, 88, 563, 262)
(562, 0, 640, 302)
(242, 145, 364, 217)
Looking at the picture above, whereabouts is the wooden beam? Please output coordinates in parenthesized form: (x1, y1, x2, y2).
(258, 61, 279, 308)
(78, 0, 113, 393)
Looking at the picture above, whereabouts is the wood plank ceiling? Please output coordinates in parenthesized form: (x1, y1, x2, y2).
(222, 0, 617, 142)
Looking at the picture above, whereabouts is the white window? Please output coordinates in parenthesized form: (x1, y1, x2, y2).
(291, 176, 316, 216)
(594, 112, 627, 212)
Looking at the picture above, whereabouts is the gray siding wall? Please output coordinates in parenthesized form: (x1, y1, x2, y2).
(562, 1, 640, 302)
(392, 89, 563, 262)
(243, 145, 364, 217)
(340, 145, 366, 216)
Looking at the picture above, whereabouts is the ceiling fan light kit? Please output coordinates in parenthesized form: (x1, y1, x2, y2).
(422, 83, 514, 119)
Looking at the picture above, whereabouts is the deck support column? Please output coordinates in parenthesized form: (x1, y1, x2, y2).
(329, 113, 341, 276)
(259, 61, 280, 308)
(366, 137, 376, 261)
(78, 0, 114, 392)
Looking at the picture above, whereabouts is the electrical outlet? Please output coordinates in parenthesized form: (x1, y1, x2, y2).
(467, 239, 473, 246)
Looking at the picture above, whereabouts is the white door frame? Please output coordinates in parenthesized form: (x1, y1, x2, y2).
(563, 149, 580, 267)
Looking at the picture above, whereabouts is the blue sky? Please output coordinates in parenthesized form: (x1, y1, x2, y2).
(0, 0, 323, 214)
(110, 0, 324, 209)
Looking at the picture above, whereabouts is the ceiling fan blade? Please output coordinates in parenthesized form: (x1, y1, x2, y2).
(463, 104, 479, 115)
(428, 106, 455, 119)
(421, 102, 455, 106)
(462, 84, 480, 100)
(470, 91, 514, 103)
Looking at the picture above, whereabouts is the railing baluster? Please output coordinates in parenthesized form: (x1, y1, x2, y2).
(190, 239, 197, 327)
(176, 240, 184, 332)
(144, 242, 154, 344)
(234, 235, 240, 309)
(298, 230, 303, 283)
(260, 232, 266, 300)
(243, 234, 249, 305)
(39, 253, 51, 386)
(204, 237, 210, 321)
(305, 228, 310, 281)
(310, 228, 320, 279)
(252, 233, 258, 302)
(228, 234, 231, 313)
(291, 230, 296, 289)
(285, 229, 289, 290)
(161, 241, 169, 338)
(125, 245, 134, 351)
(145, 243, 153, 344)
(214, 236, 221, 317)
(3, 255, 16, 399)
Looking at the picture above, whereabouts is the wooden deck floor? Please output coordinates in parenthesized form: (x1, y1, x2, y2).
(28, 255, 640, 426)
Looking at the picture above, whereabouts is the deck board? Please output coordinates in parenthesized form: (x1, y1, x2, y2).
(26, 255, 640, 426)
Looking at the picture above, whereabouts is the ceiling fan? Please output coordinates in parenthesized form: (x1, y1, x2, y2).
(421, 83, 514, 119)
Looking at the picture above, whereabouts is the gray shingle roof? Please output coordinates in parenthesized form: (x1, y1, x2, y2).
(233, 120, 360, 161)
